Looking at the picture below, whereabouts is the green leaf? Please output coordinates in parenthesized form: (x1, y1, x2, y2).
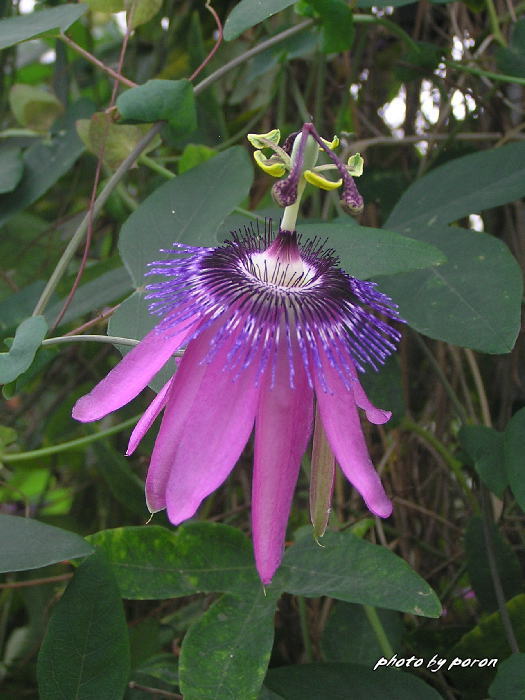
(270, 530, 441, 617)
(308, 0, 354, 53)
(119, 146, 253, 286)
(116, 80, 196, 135)
(496, 19, 525, 79)
(459, 425, 507, 497)
(85, 0, 124, 11)
(224, 0, 296, 41)
(504, 408, 525, 512)
(0, 282, 46, 334)
(449, 594, 525, 697)
(179, 143, 216, 174)
(0, 316, 47, 384)
(91, 440, 147, 518)
(489, 653, 525, 699)
(9, 84, 63, 132)
(0, 146, 23, 194)
(298, 222, 446, 279)
(77, 112, 161, 169)
(125, 0, 162, 29)
(464, 516, 522, 613)
(376, 226, 522, 354)
(88, 522, 260, 598)
(386, 141, 525, 233)
(265, 663, 443, 699)
(356, 0, 419, 5)
(180, 591, 276, 700)
(321, 602, 403, 664)
(0, 99, 94, 229)
(0, 514, 93, 572)
(0, 4, 87, 50)
(37, 551, 130, 700)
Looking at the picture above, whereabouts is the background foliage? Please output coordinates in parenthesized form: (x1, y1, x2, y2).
(1, 0, 525, 698)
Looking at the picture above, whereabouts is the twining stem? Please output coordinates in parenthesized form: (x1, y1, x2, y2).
(485, 0, 507, 46)
(445, 60, 525, 86)
(363, 605, 394, 658)
(297, 596, 314, 662)
(42, 334, 139, 347)
(1, 415, 141, 463)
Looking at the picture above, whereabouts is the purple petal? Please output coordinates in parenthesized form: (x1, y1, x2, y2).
(314, 353, 392, 518)
(349, 367, 392, 425)
(126, 377, 173, 456)
(145, 321, 261, 520)
(252, 341, 314, 584)
(72, 315, 199, 423)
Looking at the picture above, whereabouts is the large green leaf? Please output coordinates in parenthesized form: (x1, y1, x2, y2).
(489, 653, 525, 699)
(308, 0, 354, 53)
(270, 530, 441, 617)
(386, 141, 525, 233)
(0, 99, 93, 229)
(180, 591, 277, 700)
(459, 425, 507, 498)
(298, 222, 445, 279)
(0, 146, 23, 194)
(37, 551, 130, 700)
(0, 316, 47, 384)
(375, 226, 522, 353)
(88, 522, 260, 598)
(117, 79, 196, 136)
(0, 514, 93, 573)
(118, 146, 253, 286)
(504, 408, 525, 512)
(0, 4, 87, 51)
(265, 663, 442, 699)
(224, 0, 296, 40)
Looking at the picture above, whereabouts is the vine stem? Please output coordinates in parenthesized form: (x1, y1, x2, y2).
(363, 605, 394, 658)
(1, 415, 141, 463)
(445, 59, 525, 86)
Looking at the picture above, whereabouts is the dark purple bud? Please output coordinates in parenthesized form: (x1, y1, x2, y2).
(272, 176, 299, 207)
(281, 130, 300, 155)
(340, 172, 364, 216)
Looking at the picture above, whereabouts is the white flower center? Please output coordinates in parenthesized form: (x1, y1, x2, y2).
(249, 251, 314, 288)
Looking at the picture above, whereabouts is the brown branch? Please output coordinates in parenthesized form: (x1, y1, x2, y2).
(59, 34, 137, 88)
(0, 573, 73, 590)
(63, 303, 121, 336)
